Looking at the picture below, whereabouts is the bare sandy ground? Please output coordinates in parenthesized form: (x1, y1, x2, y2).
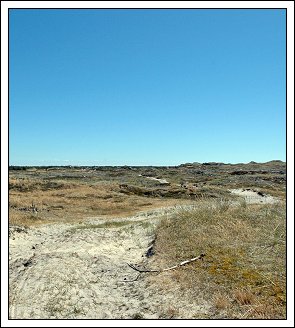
(229, 188, 278, 204)
(138, 175, 170, 184)
(9, 206, 209, 319)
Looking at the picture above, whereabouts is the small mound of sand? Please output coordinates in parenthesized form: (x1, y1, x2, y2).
(229, 188, 278, 204)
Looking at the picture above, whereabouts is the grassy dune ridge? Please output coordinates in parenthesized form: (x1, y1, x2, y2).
(151, 200, 286, 319)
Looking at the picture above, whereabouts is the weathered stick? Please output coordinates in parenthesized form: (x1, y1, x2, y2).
(127, 253, 205, 273)
(127, 263, 160, 273)
(163, 254, 205, 271)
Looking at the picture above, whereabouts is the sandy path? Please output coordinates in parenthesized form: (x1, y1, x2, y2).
(9, 206, 208, 319)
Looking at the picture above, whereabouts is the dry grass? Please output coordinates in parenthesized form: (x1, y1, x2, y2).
(9, 177, 190, 227)
(151, 200, 286, 319)
(233, 289, 256, 305)
(9, 209, 50, 227)
(213, 293, 231, 310)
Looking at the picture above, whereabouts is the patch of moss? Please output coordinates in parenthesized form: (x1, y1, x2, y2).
(204, 248, 286, 309)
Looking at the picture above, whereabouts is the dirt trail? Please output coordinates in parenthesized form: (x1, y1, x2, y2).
(9, 206, 209, 319)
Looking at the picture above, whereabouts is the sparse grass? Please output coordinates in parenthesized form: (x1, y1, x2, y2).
(159, 306, 180, 319)
(151, 200, 286, 319)
(213, 293, 231, 310)
(233, 288, 256, 305)
(73, 220, 133, 230)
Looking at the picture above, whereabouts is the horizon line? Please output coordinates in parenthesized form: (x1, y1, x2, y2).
(8, 160, 286, 168)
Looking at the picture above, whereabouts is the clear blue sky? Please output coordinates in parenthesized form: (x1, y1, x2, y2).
(9, 9, 286, 166)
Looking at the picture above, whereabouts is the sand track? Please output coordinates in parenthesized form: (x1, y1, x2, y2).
(9, 206, 208, 319)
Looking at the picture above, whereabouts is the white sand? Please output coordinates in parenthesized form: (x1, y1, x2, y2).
(9, 206, 209, 319)
(229, 188, 278, 204)
(140, 176, 170, 184)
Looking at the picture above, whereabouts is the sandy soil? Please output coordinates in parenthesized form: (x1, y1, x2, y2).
(139, 175, 170, 184)
(229, 188, 278, 204)
(9, 206, 209, 319)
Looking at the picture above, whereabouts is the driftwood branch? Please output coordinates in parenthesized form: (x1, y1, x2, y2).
(127, 253, 205, 273)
